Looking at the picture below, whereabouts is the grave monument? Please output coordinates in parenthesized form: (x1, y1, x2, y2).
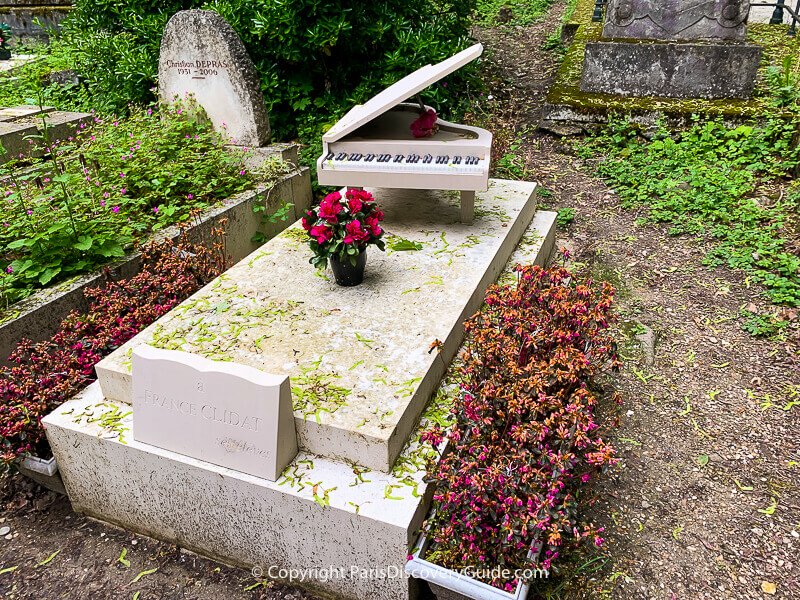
(158, 10, 271, 146)
(581, 0, 762, 99)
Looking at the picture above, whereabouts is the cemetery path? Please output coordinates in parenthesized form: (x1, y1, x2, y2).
(478, 2, 800, 599)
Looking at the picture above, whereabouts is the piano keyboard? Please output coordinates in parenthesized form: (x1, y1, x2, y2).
(322, 152, 488, 175)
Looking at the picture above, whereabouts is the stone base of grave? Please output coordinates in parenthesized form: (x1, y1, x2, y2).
(43, 183, 557, 600)
(580, 41, 762, 100)
(45, 382, 430, 600)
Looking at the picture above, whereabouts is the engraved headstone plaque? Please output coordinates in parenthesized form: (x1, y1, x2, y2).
(132, 345, 297, 481)
(158, 10, 270, 146)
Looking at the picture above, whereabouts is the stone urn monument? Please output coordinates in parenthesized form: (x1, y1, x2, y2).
(580, 0, 762, 99)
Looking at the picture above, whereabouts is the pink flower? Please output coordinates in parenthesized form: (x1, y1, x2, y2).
(301, 210, 315, 232)
(187, 193, 193, 200)
(153, 207, 159, 214)
(5, 266, 12, 274)
(309, 224, 333, 244)
(410, 108, 438, 138)
(103, 192, 110, 199)
(111, 206, 120, 213)
(119, 172, 125, 178)
(365, 215, 383, 237)
(318, 192, 343, 223)
(120, 188, 127, 195)
(343, 220, 369, 245)
(347, 195, 363, 214)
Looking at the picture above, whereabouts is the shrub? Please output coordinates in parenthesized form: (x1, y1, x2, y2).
(420, 263, 620, 590)
(0, 232, 225, 467)
(0, 103, 255, 306)
(59, 0, 479, 140)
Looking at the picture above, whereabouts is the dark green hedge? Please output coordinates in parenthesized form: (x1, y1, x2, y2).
(62, 0, 479, 142)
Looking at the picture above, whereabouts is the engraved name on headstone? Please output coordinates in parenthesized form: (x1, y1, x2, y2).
(158, 9, 270, 146)
(132, 345, 297, 481)
(602, 0, 750, 41)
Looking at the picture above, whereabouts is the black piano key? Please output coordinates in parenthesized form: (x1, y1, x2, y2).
(365, 154, 375, 162)
(325, 152, 334, 160)
(406, 154, 415, 162)
(394, 155, 404, 163)
(423, 154, 433, 164)
(348, 153, 359, 160)
(453, 156, 462, 164)
(336, 152, 347, 160)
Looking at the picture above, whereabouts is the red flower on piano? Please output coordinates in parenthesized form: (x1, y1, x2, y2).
(319, 191, 344, 222)
(410, 108, 438, 138)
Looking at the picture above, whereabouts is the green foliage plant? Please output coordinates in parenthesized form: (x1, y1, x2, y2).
(579, 117, 800, 308)
(0, 102, 255, 306)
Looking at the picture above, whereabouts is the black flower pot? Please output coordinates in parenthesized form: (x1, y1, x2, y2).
(330, 249, 367, 287)
(0, 49, 10, 61)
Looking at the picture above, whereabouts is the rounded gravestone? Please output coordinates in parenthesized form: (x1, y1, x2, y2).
(158, 9, 270, 147)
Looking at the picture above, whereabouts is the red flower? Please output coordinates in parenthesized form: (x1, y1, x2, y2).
(318, 192, 343, 222)
(301, 210, 315, 232)
(365, 215, 383, 237)
(310, 224, 333, 244)
(343, 220, 369, 245)
(347, 195, 363, 214)
(410, 109, 438, 138)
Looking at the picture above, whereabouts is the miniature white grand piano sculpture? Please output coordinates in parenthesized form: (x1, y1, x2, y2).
(317, 44, 491, 224)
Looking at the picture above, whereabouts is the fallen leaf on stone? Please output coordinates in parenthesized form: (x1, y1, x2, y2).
(761, 581, 777, 595)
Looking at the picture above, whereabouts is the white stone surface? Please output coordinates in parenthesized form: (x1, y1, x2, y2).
(96, 180, 548, 472)
(43, 206, 557, 600)
(158, 10, 270, 146)
(44, 383, 429, 600)
(133, 345, 297, 481)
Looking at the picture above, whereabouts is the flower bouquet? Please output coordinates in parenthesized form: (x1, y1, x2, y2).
(0, 24, 12, 60)
(302, 188, 385, 286)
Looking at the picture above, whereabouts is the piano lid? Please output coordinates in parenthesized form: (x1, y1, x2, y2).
(322, 43, 483, 144)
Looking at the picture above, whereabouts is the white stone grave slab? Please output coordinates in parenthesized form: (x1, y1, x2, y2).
(133, 345, 297, 481)
(158, 10, 270, 146)
(96, 180, 551, 472)
(44, 206, 557, 600)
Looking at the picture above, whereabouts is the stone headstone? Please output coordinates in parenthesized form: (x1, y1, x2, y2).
(132, 345, 297, 481)
(602, 0, 750, 41)
(580, 0, 761, 100)
(158, 9, 270, 147)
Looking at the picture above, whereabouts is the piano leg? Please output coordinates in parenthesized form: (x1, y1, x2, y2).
(460, 190, 475, 224)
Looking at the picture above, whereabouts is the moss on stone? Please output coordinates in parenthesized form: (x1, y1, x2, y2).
(547, 1, 800, 119)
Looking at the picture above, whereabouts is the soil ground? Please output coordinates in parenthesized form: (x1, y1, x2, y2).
(1, 2, 798, 599)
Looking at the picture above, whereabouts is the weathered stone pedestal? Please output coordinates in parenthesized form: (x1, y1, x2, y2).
(581, 40, 762, 99)
(580, 0, 762, 100)
(43, 181, 557, 600)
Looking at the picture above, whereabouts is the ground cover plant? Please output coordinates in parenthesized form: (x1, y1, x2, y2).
(0, 103, 255, 307)
(0, 232, 226, 466)
(577, 116, 800, 310)
(420, 262, 620, 590)
(475, 0, 558, 26)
